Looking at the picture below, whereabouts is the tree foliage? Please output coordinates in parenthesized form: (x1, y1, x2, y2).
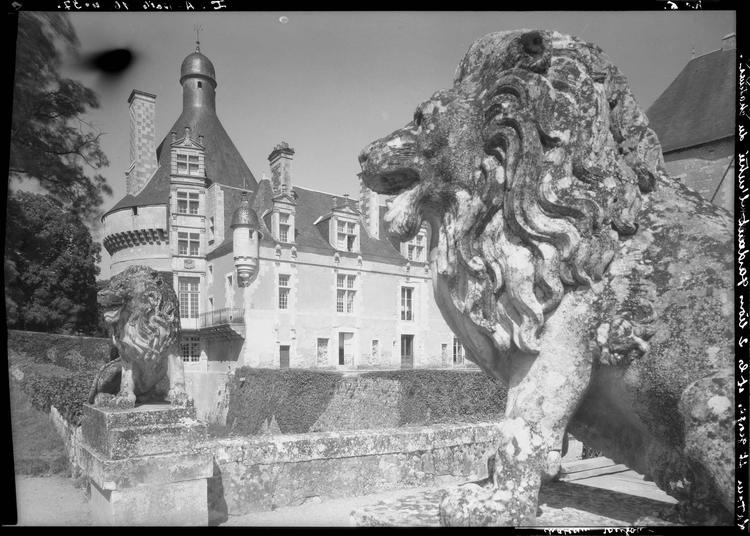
(5, 192, 102, 335)
(10, 12, 111, 218)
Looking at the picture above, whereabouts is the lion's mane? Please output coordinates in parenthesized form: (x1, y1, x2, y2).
(446, 30, 666, 354)
(99, 265, 180, 363)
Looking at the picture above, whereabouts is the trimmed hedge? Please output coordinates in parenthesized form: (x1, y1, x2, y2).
(224, 368, 507, 436)
(226, 368, 341, 436)
(22, 372, 99, 426)
(8, 329, 110, 371)
(9, 329, 109, 426)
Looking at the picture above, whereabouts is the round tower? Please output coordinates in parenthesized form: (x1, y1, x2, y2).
(231, 193, 262, 287)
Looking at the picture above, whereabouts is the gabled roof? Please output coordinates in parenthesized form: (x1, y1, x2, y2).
(207, 180, 407, 265)
(103, 106, 257, 219)
(646, 47, 735, 153)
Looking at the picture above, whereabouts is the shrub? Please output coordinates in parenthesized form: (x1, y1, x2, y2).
(9, 330, 107, 426)
(226, 368, 341, 435)
(22, 371, 98, 426)
(8, 329, 110, 371)
(225, 368, 507, 436)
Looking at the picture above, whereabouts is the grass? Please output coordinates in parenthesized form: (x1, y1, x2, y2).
(9, 379, 69, 476)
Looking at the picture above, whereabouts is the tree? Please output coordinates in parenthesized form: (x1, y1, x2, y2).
(5, 192, 102, 335)
(10, 12, 111, 219)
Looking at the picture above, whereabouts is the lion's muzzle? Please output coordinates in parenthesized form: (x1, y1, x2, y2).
(359, 128, 429, 242)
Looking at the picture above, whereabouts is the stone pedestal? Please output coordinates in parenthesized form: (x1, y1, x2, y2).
(79, 403, 213, 526)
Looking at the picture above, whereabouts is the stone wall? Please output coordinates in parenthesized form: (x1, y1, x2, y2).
(49, 405, 85, 476)
(184, 370, 231, 424)
(208, 422, 501, 515)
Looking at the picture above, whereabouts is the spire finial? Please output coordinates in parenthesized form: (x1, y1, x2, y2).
(194, 24, 203, 53)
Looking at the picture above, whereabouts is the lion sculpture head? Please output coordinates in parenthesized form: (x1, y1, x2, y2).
(359, 30, 667, 377)
(96, 265, 184, 404)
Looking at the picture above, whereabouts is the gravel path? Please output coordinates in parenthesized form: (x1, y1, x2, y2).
(12, 475, 91, 526)
(9, 474, 443, 527)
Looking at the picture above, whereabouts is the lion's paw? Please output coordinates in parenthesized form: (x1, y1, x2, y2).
(167, 388, 191, 407)
(93, 393, 116, 407)
(94, 392, 135, 408)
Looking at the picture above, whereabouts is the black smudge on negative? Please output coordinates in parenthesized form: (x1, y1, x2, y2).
(86, 48, 135, 76)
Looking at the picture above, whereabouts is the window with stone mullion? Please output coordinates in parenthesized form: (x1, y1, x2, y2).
(336, 274, 356, 313)
(278, 274, 290, 309)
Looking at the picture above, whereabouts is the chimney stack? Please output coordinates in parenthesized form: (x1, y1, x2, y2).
(126, 90, 158, 196)
(268, 141, 295, 194)
(722, 32, 736, 51)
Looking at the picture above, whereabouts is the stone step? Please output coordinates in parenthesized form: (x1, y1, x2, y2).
(560, 464, 630, 482)
(561, 456, 617, 474)
(560, 457, 630, 482)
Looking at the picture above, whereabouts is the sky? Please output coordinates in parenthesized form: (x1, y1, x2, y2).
(37, 10, 737, 277)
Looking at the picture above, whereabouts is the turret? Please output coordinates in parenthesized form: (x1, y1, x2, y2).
(180, 43, 217, 112)
(231, 193, 262, 287)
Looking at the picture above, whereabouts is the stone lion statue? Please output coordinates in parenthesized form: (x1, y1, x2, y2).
(89, 265, 189, 408)
(359, 30, 733, 525)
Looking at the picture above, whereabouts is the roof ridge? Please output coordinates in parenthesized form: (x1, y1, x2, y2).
(689, 46, 732, 62)
(294, 184, 355, 200)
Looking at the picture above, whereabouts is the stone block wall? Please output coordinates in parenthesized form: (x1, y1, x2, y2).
(208, 422, 502, 515)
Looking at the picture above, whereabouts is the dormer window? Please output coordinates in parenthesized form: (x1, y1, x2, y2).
(337, 220, 358, 252)
(176, 153, 200, 176)
(177, 191, 200, 214)
(279, 212, 291, 243)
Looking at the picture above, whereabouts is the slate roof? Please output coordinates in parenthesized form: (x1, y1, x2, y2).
(103, 107, 257, 218)
(207, 180, 407, 266)
(646, 47, 735, 153)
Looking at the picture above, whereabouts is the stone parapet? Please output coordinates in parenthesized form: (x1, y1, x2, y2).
(209, 422, 503, 515)
(213, 422, 496, 465)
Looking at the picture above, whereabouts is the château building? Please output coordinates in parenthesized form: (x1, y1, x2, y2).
(101, 44, 467, 377)
(646, 32, 735, 214)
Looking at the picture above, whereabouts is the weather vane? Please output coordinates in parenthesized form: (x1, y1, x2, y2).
(194, 24, 203, 53)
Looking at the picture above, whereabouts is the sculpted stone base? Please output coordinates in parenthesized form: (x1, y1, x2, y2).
(439, 418, 547, 526)
(90, 477, 208, 526)
(80, 403, 212, 526)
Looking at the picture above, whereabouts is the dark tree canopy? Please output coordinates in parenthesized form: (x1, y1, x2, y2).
(10, 12, 111, 218)
(5, 192, 103, 335)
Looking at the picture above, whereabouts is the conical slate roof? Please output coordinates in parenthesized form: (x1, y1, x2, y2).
(104, 48, 257, 217)
(646, 46, 735, 153)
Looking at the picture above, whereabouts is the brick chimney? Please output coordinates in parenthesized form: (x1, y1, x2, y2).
(268, 142, 295, 194)
(126, 90, 158, 196)
(722, 32, 736, 51)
